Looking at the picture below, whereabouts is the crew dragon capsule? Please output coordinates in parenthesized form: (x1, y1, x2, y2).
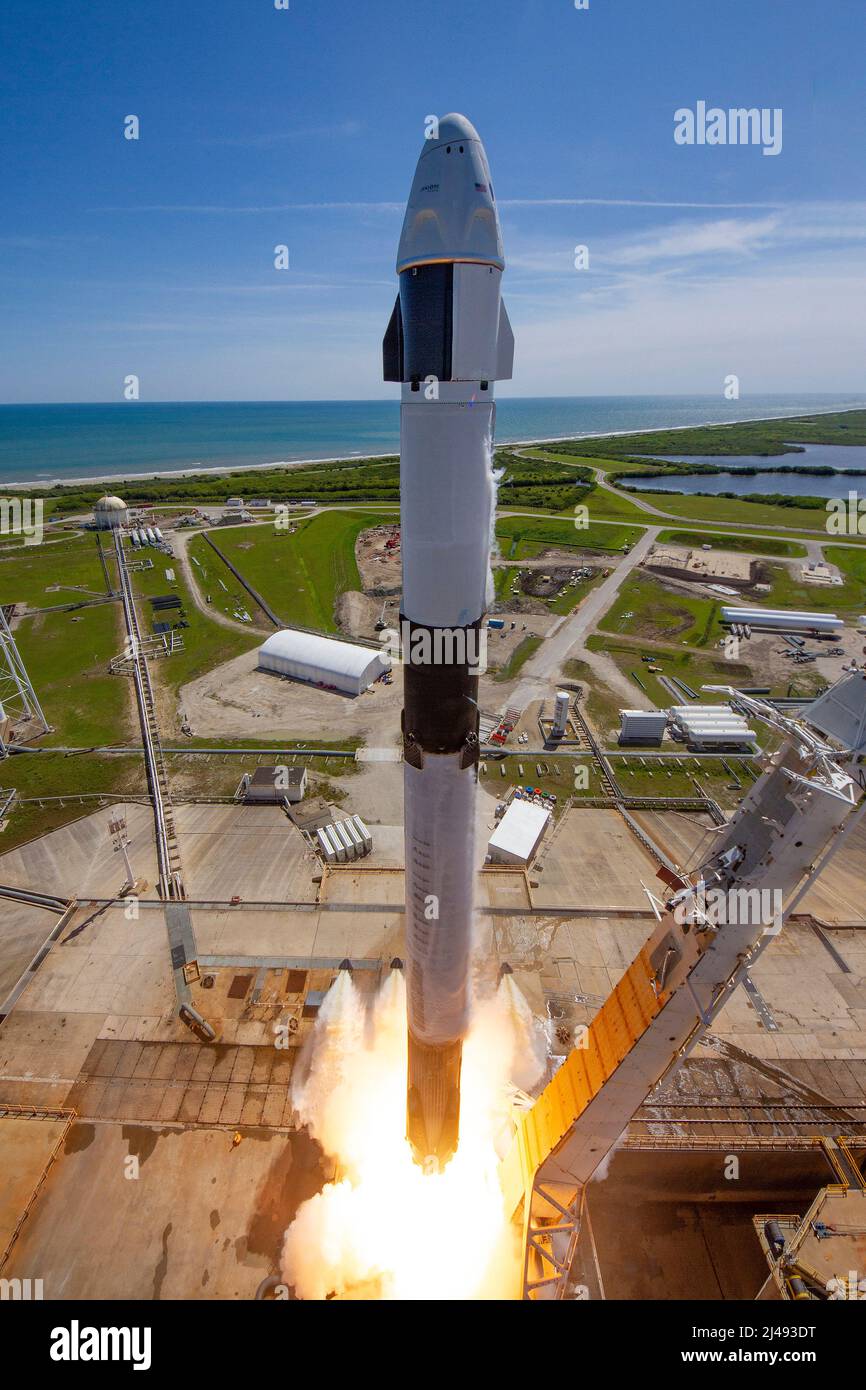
(383, 114, 514, 1165)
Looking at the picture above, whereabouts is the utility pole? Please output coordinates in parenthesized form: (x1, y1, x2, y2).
(108, 812, 135, 891)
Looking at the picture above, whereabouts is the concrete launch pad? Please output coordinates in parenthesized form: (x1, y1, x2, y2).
(2, 794, 866, 1298)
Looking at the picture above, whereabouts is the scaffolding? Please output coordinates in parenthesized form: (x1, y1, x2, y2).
(0, 607, 49, 757)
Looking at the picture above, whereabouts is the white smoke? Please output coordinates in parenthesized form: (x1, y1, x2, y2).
(281, 969, 536, 1300)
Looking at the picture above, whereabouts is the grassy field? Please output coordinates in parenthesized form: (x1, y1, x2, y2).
(585, 486, 653, 522)
(494, 634, 542, 682)
(827, 545, 866, 594)
(584, 635, 756, 707)
(613, 488, 837, 531)
(479, 749, 748, 813)
(654, 529, 808, 558)
(128, 544, 259, 695)
(763, 560, 866, 616)
(596, 574, 723, 647)
(187, 509, 379, 634)
(610, 755, 751, 808)
(0, 755, 147, 853)
(496, 514, 644, 557)
(518, 448, 663, 476)
(543, 409, 866, 460)
(0, 534, 112, 607)
(0, 598, 148, 851)
(14, 601, 130, 746)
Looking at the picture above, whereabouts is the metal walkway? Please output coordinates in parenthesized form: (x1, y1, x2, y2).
(114, 532, 184, 899)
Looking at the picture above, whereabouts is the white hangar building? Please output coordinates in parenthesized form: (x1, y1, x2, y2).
(258, 629, 390, 697)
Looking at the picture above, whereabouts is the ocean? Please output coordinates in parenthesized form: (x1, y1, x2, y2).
(0, 394, 864, 488)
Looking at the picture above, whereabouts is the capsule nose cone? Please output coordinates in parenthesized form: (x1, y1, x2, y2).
(397, 112, 504, 273)
(428, 112, 482, 147)
(338, 958, 353, 974)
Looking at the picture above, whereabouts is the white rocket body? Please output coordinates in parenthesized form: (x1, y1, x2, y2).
(384, 114, 513, 1163)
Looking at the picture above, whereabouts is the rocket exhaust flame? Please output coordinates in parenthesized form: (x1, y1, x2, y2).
(282, 968, 538, 1300)
(385, 113, 514, 1167)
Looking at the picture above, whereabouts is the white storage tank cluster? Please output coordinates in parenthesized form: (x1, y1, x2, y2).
(721, 605, 843, 635)
(619, 709, 668, 745)
(258, 629, 390, 697)
(129, 526, 164, 548)
(669, 704, 758, 749)
(316, 815, 373, 864)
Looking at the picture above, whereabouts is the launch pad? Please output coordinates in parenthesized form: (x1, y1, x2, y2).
(1, 779, 866, 1297)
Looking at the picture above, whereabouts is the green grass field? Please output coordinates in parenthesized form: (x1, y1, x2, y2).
(611, 488, 836, 532)
(0, 600, 148, 851)
(494, 634, 542, 682)
(654, 529, 808, 559)
(496, 514, 644, 557)
(13, 601, 130, 746)
(0, 534, 111, 607)
(596, 574, 723, 647)
(763, 560, 866, 616)
(128, 544, 259, 697)
(827, 545, 866, 593)
(187, 509, 380, 634)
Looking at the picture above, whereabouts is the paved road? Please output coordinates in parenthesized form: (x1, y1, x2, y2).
(509, 524, 661, 708)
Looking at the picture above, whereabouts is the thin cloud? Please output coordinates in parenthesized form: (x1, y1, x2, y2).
(501, 197, 784, 209)
(201, 119, 363, 148)
(88, 201, 404, 214)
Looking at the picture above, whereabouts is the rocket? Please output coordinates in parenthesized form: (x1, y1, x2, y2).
(384, 114, 513, 1165)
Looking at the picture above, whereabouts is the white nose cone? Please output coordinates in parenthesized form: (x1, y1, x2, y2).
(397, 113, 504, 272)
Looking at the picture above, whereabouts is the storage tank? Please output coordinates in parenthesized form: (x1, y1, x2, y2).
(351, 815, 373, 855)
(145, 527, 157, 545)
(552, 690, 570, 738)
(154, 527, 164, 543)
(721, 605, 842, 634)
(344, 819, 365, 858)
(316, 827, 337, 864)
(333, 820, 356, 861)
(324, 824, 346, 863)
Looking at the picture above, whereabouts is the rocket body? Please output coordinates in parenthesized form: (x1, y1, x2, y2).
(384, 115, 513, 1164)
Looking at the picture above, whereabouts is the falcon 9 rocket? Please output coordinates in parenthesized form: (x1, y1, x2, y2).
(383, 114, 514, 1165)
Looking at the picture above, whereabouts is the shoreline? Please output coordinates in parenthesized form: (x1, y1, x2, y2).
(1, 402, 863, 493)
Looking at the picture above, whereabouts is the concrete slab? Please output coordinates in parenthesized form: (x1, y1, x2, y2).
(2, 1121, 329, 1299)
(0, 1113, 69, 1265)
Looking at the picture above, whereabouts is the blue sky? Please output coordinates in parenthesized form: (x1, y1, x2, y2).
(1, 0, 864, 403)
